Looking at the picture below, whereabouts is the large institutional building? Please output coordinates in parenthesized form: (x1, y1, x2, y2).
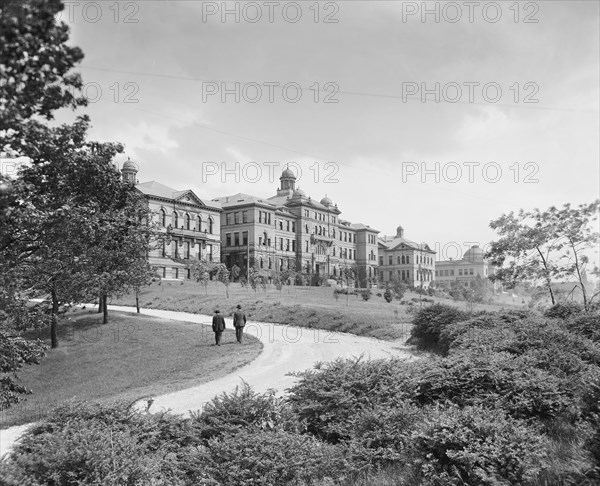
(122, 160, 498, 290)
(212, 168, 380, 286)
(377, 226, 436, 288)
(121, 159, 222, 280)
(435, 245, 495, 289)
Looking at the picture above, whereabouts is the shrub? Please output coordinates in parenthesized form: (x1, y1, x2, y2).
(566, 312, 600, 342)
(287, 357, 413, 443)
(1, 403, 187, 486)
(383, 288, 393, 303)
(361, 289, 372, 301)
(408, 352, 579, 424)
(192, 383, 297, 440)
(185, 429, 357, 486)
(544, 301, 585, 319)
(407, 303, 468, 353)
(411, 404, 549, 485)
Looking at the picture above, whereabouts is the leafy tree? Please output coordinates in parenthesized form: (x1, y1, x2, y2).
(488, 201, 599, 309)
(215, 264, 231, 298)
(0, 0, 87, 150)
(389, 275, 407, 300)
(230, 264, 241, 282)
(192, 260, 211, 296)
(383, 287, 393, 303)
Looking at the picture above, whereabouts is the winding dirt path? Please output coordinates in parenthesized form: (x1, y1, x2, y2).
(1, 305, 415, 458)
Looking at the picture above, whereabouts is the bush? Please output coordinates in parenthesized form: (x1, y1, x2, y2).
(361, 289, 372, 301)
(544, 301, 585, 319)
(1, 402, 187, 486)
(192, 383, 297, 440)
(411, 404, 549, 485)
(185, 429, 357, 486)
(287, 358, 413, 443)
(383, 288, 393, 303)
(407, 303, 468, 353)
(566, 312, 600, 342)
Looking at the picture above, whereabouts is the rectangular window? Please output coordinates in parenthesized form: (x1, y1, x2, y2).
(267, 238, 271, 247)
(225, 233, 231, 246)
(242, 211, 248, 223)
(435, 270, 439, 277)
(286, 239, 290, 251)
(268, 213, 271, 225)
(292, 222, 296, 232)
(469, 268, 474, 275)
(306, 241, 309, 252)
(258, 211, 262, 223)
(292, 240, 296, 251)
(388, 255, 393, 265)
(397, 256, 401, 264)
(286, 221, 290, 231)
(450, 270, 454, 276)
(444, 270, 449, 276)
(459, 269, 463, 276)
(234, 212, 239, 224)
(242, 231, 248, 245)
(234, 232, 240, 246)
(259, 237, 262, 246)
(379, 256, 383, 266)
(226, 213, 232, 225)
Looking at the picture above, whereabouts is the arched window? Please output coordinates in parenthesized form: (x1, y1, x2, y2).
(260, 258, 264, 269)
(185, 213, 191, 230)
(172, 211, 178, 228)
(208, 217, 214, 234)
(197, 215, 202, 231)
(406, 256, 410, 264)
(160, 209, 167, 227)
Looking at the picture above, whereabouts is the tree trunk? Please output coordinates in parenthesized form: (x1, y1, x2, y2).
(97, 295, 103, 313)
(570, 239, 588, 311)
(102, 294, 108, 324)
(50, 288, 59, 349)
(535, 246, 555, 305)
(135, 288, 140, 314)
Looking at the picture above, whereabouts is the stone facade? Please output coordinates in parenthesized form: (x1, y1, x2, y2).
(377, 226, 436, 288)
(213, 168, 379, 287)
(435, 245, 495, 289)
(122, 161, 222, 280)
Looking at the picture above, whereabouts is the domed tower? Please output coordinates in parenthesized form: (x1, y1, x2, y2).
(276, 166, 296, 196)
(396, 225, 405, 238)
(121, 157, 138, 185)
(320, 195, 333, 207)
(463, 245, 484, 263)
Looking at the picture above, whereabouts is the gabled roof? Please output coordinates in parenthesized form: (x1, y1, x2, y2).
(212, 193, 276, 209)
(136, 181, 221, 210)
(379, 236, 434, 253)
(349, 222, 379, 233)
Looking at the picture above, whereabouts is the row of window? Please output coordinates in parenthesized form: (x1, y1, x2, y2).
(225, 211, 248, 226)
(304, 209, 336, 224)
(379, 254, 433, 266)
(159, 209, 214, 233)
(225, 231, 249, 247)
(161, 241, 214, 261)
(436, 268, 475, 277)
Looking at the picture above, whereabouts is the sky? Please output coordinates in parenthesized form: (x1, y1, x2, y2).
(50, 0, 599, 263)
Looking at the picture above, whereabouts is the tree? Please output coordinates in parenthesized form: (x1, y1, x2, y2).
(230, 264, 241, 282)
(488, 201, 600, 309)
(192, 260, 212, 296)
(0, 0, 87, 150)
(215, 264, 231, 298)
(389, 275, 407, 301)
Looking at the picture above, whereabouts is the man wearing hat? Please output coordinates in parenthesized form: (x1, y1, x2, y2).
(212, 309, 226, 346)
(233, 304, 247, 344)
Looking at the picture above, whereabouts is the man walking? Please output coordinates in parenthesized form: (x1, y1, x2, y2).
(212, 309, 226, 346)
(233, 304, 247, 344)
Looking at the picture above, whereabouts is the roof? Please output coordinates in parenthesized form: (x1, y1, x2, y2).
(378, 236, 434, 253)
(349, 222, 379, 233)
(137, 181, 221, 209)
(212, 193, 277, 209)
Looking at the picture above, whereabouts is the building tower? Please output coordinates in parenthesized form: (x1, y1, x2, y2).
(276, 166, 296, 196)
(121, 157, 138, 185)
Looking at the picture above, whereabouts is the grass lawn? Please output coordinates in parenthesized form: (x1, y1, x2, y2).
(1, 309, 261, 429)
(111, 280, 526, 341)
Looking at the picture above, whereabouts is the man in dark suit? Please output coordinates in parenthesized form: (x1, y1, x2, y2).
(233, 304, 247, 344)
(212, 309, 226, 346)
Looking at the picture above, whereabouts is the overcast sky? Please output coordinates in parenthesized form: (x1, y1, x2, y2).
(54, 0, 599, 262)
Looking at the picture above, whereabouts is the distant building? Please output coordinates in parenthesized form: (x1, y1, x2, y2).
(435, 245, 495, 289)
(121, 159, 222, 280)
(212, 168, 379, 286)
(378, 226, 436, 288)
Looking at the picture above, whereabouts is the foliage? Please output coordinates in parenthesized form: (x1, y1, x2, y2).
(230, 264, 241, 282)
(389, 275, 407, 300)
(361, 289, 372, 301)
(191, 260, 212, 295)
(487, 201, 600, 309)
(190, 383, 298, 440)
(0, 329, 48, 408)
(544, 301, 585, 319)
(0, 0, 87, 147)
(214, 263, 231, 298)
(565, 312, 600, 342)
(411, 404, 549, 485)
(407, 303, 468, 353)
(383, 287, 393, 303)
